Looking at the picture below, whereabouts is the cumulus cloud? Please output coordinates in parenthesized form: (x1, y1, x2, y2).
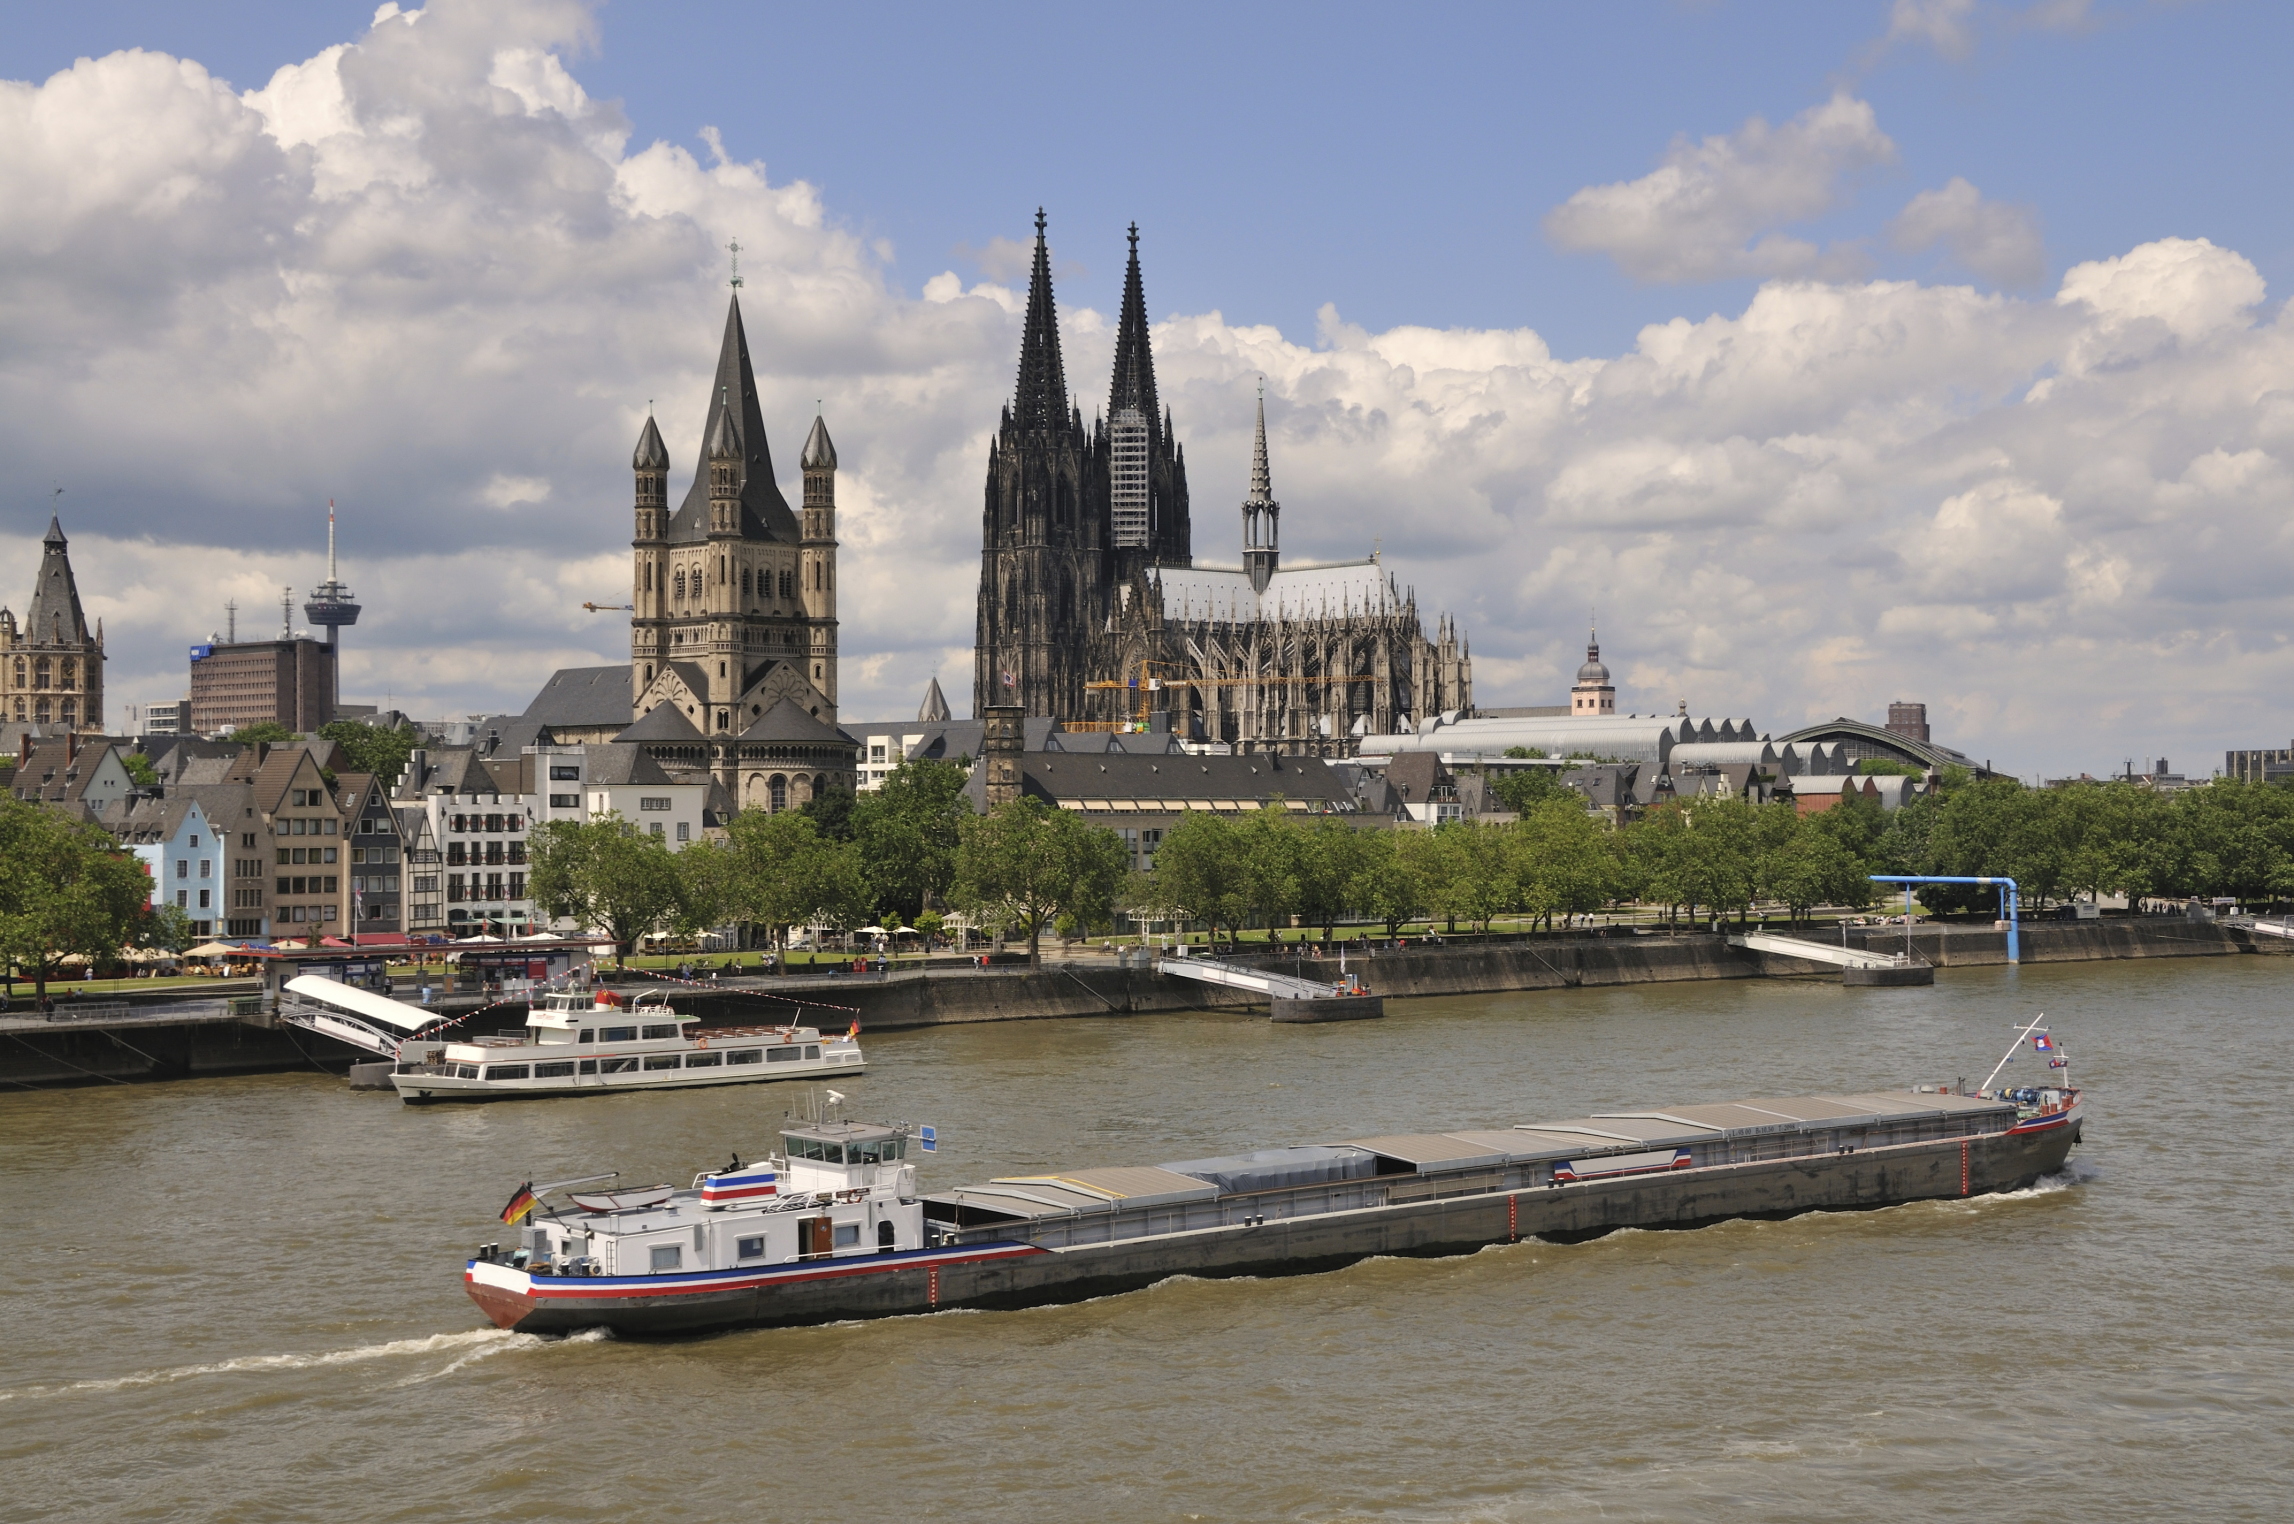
(1543, 94, 1894, 284)
(1880, 0, 1980, 61)
(2, 3, 2292, 775)
(1889, 177, 2047, 287)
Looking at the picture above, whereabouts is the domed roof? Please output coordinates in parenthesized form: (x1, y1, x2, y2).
(1574, 634, 1610, 687)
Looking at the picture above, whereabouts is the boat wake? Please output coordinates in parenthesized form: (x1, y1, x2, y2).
(0, 1325, 588, 1405)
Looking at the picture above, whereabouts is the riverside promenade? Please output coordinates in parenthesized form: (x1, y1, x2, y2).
(2, 916, 2281, 1088)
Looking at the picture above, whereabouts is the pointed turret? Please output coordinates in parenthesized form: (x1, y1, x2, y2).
(1011, 210, 1070, 434)
(632, 413, 669, 472)
(1107, 223, 1162, 451)
(1242, 384, 1281, 595)
(26, 515, 87, 646)
(801, 413, 837, 472)
(670, 295, 800, 543)
(917, 675, 951, 724)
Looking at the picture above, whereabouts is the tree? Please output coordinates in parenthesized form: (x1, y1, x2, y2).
(1489, 765, 1570, 814)
(800, 784, 857, 843)
(1294, 818, 1371, 940)
(317, 720, 420, 787)
(849, 759, 972, 922)
(1514, 798, 1623, 929)
(716, 809, 867, 957)
(527, 813, 687, 964)
(121, 750, 159, 788)
(0, 797, 154, 996)
(1352, 829, 1428, 935)
(952, 799, 1128, 966)
(141, 902, 197, 954)
(1235, 807, 1304, 939)
(1438, 821, 1516, 932)
(1763, 825, 1869, 924)
(1404, 828, 1472, 933)
(229, 721, 298, 746)
(1151, 811, 1249, 942)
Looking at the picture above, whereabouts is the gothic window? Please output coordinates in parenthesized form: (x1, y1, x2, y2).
(60, 660, 74, 691)
(34, 697, 50, 724)
(742, 566, 751, 596)
(674, 570, 685, 601)
(33, 657, 49, 690)
(60, 699, 75, 726)
(10, 656, 21, 686)
(768, 775, 787, 812)
(779, 568, 791, 600)
(813, 562, 822, 591)
(10, 698, 20, 721)
(718, 555, 726, 585)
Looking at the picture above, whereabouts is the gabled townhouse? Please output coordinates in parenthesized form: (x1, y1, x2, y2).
(250, 746, 350, 937)
(391, 744, 538, 936)
(395, 805, 444, 934)
(10, 732, 135, 812)
(116, 792, 226, 938)
(335, 772, 407, 937)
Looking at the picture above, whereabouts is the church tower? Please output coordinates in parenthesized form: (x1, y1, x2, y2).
(799, 411, 840, 709)
(1241, 386, 1280, 595)
(974, 211, 1102, 719)
(1101, 223, 1190, 576)
(631, 293, 834, 736)
(1, 516, 103, 732)
(1571, 624, 1615, 716)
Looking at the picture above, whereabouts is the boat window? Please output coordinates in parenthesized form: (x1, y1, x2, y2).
(878, 1221, 895, 1249)
(726, 1049, 762, 1065)
(643, 1054, 680, 1070)
(641, 1024, 679, 1041)
(737, 1235, 766, 1260)
(599, 1025, 637, 1042)
(486, 1064, 530, 1080)
(834, 1223, 861, 1247)
(455, 1064, 479, 1079)
(804, 1046, 820, 1060)
(766, 1046, 801, 1063)
(649, 1245, 682, 1272)
(578, 1029, 594, 1043)
(578, 1059, 597, 1075)
(533, 1061, 576, 1079)
(686, 1051, 723, 1068)
(599, 1056, 639, 1074)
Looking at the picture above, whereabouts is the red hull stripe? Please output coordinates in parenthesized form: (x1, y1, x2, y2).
(469, 1243, 1050, 1303)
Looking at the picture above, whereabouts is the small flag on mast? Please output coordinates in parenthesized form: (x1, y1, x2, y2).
(845, 1016, 860, 1040)
(499, 1182, 539, 1224)
(2032, 1033, 2056, 1052)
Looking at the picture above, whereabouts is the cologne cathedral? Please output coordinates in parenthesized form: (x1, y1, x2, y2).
(972, 213, 1471, 754)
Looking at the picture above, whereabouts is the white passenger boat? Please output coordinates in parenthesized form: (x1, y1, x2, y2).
(278, 975, 864, 1103)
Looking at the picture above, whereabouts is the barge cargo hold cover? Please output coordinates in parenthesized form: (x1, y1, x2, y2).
(462, 1082, 2082, 1336)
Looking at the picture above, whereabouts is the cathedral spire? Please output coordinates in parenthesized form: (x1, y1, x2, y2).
(1011, 209, 1069, 434)
(1242, 381, 1281, 596)
(1107, 221, 1161, 450)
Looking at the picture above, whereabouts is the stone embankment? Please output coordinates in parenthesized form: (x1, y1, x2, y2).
(0, 918, 2280, 1087)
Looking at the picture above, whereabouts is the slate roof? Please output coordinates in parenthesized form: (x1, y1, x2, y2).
(583, 743, 674, 786)
(739, 697, 852, 746)
(521, 665, 636, 728)
(970, 750, 1355, 813)
(618, 703, 706, 743)
(24, 515, 90, 646)
(666, 296, 801, 545)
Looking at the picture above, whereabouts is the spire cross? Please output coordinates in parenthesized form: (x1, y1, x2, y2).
(727, 238, 743, 289)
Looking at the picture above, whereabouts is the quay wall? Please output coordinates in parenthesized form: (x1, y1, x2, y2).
(0, 918, 2277, 1088)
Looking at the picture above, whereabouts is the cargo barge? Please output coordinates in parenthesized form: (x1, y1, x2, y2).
(463, 1067, 2084, 1336)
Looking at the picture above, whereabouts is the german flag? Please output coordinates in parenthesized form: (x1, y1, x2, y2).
(845, 1017, 861, 1041)
(499, 1182, 539, 1225)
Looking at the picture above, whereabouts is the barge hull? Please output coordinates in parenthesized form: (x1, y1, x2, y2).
(477, 1123, 2077, 1336)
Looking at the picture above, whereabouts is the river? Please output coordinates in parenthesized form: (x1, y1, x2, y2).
(2, 957, 2288, 1523)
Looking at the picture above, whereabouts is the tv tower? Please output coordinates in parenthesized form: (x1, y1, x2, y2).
(303, 498, 361, 709)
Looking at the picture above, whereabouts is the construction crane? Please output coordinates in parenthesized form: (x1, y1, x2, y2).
(1083, 659, 1378, 731)
(581, 602, 634, 613)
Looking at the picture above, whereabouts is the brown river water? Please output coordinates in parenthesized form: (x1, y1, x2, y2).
(2, 957, 2289, 1523)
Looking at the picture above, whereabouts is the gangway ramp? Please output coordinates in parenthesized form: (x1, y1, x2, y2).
(1727, 931, 1911, 971)
(1154, 956, 1336, 1001)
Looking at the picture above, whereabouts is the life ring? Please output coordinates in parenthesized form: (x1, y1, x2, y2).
(694, 1035, 709, 1050)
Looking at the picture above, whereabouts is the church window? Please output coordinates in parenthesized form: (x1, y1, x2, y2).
(768, 775, 787, 812)
(60, 659, 74, 690)
(742, 566, 751, 596)
(34, 698, 50, 724)
(779, 568, 792, 600)
(674, 570, 685, 601)
(719, 662, 726, 678)
(9, 656, 19, 685)
(60, 699, 75, 726)
(10, 698, 21, 721)
(813, 563, 821, 591)
(719, 555, 726, 585)
(33, 657, 49, 690)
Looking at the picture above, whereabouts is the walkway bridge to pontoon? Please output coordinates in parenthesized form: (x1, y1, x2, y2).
(1726, 931, 1917, 970)
(1154, 957, 1344, 1001)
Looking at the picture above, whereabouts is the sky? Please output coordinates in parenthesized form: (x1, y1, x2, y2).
(2, 0, 2291, 778)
